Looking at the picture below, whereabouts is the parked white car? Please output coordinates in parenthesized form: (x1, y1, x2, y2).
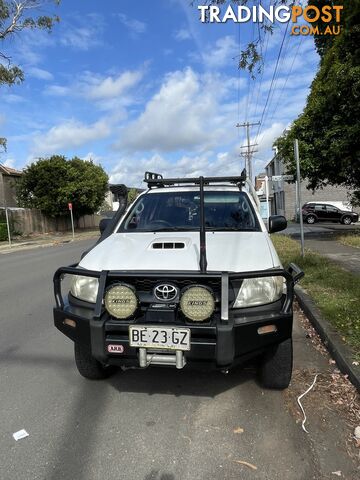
(54, 171, 303, 389)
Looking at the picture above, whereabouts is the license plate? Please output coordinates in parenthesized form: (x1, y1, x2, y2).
(129, 326, 190, 351)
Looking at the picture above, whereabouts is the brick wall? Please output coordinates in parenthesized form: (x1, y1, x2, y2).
(0, 173, 20, 207)
(283, 181, 358, 219)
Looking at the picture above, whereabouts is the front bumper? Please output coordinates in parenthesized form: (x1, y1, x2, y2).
(53, 266, 303, 369)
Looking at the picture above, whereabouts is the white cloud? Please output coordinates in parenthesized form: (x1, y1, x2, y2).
(115, 68, 235, 153)
(28, 67, 54, 81)
(60, 15, 105, 51)
(3, 94, 24, 104)
(32, 119, 112, 155)
(118, 14, 146, 36)
(60, 26, 102, 50)
(201, 35, 238, 69)
(44, 69, 144, 105)
(87, 70, 143, 100)
(174, 28, 191, 41)
(44, 85, 70, 96)
(256, 122, 286, 151)
(82, 152, 103, 164)
(3, 158, 16, 169)
(109, 150, 246, 187)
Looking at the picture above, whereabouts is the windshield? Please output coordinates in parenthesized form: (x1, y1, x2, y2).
(120, 191, 260, 232)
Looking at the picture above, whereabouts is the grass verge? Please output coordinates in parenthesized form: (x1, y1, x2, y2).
(272, 234, 360, 358)
(337, 233, 360, 249)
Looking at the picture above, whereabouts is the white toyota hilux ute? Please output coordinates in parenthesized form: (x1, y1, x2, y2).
(54, 171, 304, 389)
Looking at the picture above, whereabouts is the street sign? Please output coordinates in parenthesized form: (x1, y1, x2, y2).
(68, 202, 72, 210)
(270, 175, 294, 182)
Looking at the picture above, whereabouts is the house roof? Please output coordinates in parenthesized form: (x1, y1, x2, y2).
(0, 164, 23, 176)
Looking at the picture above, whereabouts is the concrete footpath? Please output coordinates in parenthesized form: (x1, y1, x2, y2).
(0, 230, 99, 254)
(304, 238, 360, 275)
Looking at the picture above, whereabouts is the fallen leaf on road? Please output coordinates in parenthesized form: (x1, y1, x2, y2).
(233, 427, 244, 434)
(182, 435, 192, 445)
(331, 471, 342, 477)
(234, 460, 257, 470)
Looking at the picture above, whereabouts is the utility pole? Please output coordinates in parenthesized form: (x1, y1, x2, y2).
(236, 121, 260, 184)
(294, 139, 305, 257)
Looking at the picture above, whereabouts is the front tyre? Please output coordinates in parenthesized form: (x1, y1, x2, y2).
(305, 214, 316, 224)
(74, 343, 116, 380)
(259, 338, 293, 390)
(341, 215, 352, 225)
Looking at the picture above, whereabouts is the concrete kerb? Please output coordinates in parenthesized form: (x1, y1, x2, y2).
(295, 285, 360, 391)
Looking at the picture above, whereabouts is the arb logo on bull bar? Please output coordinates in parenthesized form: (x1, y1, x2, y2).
(107, 344, 124, 354)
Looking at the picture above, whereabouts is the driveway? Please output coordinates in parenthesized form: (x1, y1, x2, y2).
(0, 241, 358, 480)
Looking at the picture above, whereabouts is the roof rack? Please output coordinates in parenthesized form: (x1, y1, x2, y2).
(144, 169, 247, 188)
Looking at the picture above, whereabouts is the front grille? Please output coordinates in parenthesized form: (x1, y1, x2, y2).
(110, 277, 222, 298)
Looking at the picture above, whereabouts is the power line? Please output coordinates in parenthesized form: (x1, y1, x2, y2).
(251, 30, 269, 123)
(266, 35, 304, 129)
(259, 21, 293, 139)
(254, 19, 290, 144)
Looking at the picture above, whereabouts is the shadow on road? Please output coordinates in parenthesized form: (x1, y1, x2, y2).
(144, 470, 175, 480)
(108, 364, 256, 398)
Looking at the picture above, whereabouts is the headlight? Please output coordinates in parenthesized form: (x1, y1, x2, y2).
(70, 275, 99, 303)
(233, 276, 285, 308)
(180, 285, 215, 322)
(105, 283, 138, 319)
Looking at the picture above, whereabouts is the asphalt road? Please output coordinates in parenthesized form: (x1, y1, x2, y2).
(0, 241, 358, 480)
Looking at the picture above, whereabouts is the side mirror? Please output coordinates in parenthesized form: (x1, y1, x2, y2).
(268, 215, 287, 234)
(99, 218, 111, 234)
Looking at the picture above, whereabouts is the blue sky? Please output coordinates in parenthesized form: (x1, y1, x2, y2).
(1, 0, 319, 186)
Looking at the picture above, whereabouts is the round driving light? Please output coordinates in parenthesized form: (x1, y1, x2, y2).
(180, 286, 215, 322)
(105, 284, 138, 319)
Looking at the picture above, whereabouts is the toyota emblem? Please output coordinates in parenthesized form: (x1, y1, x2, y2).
(154, 284, 178, 301)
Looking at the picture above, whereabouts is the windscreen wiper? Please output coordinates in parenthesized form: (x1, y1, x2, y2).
(209, 227, 256, 231)
(151, 227, 191, 232)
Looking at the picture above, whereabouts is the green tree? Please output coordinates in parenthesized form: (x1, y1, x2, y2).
(0, 0, 60, 86)
(1, 1, 60, 151)
(16, 155, 109, 217)
(275, 0, 360, 204)
(127, 188, 138, 204)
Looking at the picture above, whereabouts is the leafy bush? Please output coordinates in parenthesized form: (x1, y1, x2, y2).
(0, 223, 8, 241)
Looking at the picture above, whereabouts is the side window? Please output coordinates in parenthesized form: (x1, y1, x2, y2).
(314, 204, 326, 212)
(326, 206, 338, 214)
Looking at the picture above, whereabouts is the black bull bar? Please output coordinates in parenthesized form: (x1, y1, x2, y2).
(53, 263, 304, 320)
